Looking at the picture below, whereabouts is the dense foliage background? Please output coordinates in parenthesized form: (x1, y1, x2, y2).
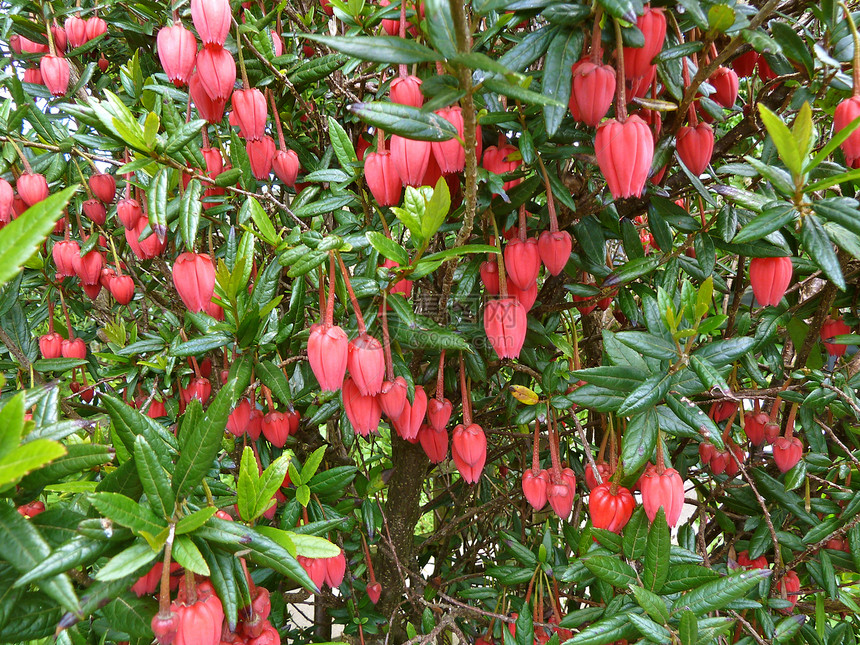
(1, 0, 860, 642)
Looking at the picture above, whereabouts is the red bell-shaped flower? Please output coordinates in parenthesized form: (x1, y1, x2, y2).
(522, 468, 549, 510)
(83, 199, 107, 226)
(482, 143, 522, 194)
(393, 387, 427, 441)
(247, 408, 263, 440)
(452, 423, 486, 483)
(85, 17, 107, 41)
(584, 462, 612, 490)
(89, 173, 116, 203)
(595, 115, 654, 199)
(732, 50, 759, 78)
(537, 230, 572, 276)
(172, 252, 216, 312)
(196, 44, 236, 101)
(109, 275, 135, 304)
(40, 55, 70, 96)
(773, 436, 802, 473)
(180, 377, 212, 409)
(504, 237, 540, 290)
(737, 550, 769, 570)
(347, 333, 385, 396)
(152, 611, 180, 645)
(157, 23, 198, 87)
(52, 239, 80, 277)
(709, 66, 739, 108)
(189, 72, 228, 123)
(307, 323, 349, 391)
(0, 178, 12, 223)
(743, 411, 770, 446)
(324, 551, 346, 588)
(639, 467, 684, 526)
(379, 375, 408, 419)
(749, 256, 792, 307)
(247, 136, 275, 179)
(227, 397, 253, 437)
(589, 482, 635, 533)
(418, 423, 448, 463)
(39, 332, 63, 359)
(17, 173, 49, 207)
(776, 570, 800, 613)
(484, 298, 527, 360)
(366, 582, 382, 604)
(390, 75, 423, 107)
(623, 7, 666, 79)
(232, 88, 267, 140)
(76, 249, 104, 285)
(506, 277, 538, 311)
(835, 96, 860, 168)
(262, 411, 290, 447)
(298, 556, 326, 590)
(23, 67, 43, 85)
(171, 586, 224, 645)
(191, 0, 232, 46)
(273, 149, 300, 186)
(343, 377, 382, 437)
(820, 317, 851, 357)
(364, 150, 402, 206)
(427, 397, 452, 432)
(117, 198, 143, 229)
(126, 217, 166, 259)
(390, 135, 431, 187)
(62, 337, 87, 359)
(480, 260, 500, 295)
(65, 16, 88, 49)
(676, 122, 714, 175)
(547, 478, 574, 519)
(569, 60, 616, 127)
(431, 106, 465, 174)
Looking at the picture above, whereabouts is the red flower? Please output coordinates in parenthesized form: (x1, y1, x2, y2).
(569, 60, 616, 127)
(595, 115, 654, 199)
(820, 316, 851, 357)
(17, 173, 49, 207)
(589, 482, 635, 533)
(484, 298, 527, 360)
(342, 377, 382, 437)
(522, 468, 549, 510)
(623, 7, 666, 79)
(390, 135, 431, 187)
(157, 23, 198, 87)
(389, 75, 423, 107)
(639, 467, 684, 526)
(430, 106, 465, 174)
(195, 44, 236, 101)
(232, 88, 267, 140)
(273, 149, 300, 187)
(676, 122, 714, 175)
(364, 150, 402, 206)
(307, 323, 349, 391)
(191, 0, 232, 46)
(246, 136, 275, 179)
(749, 256, 792, 307)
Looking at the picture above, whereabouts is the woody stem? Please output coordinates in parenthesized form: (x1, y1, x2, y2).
(157, 523, 176, 615)
(335, 251, 367, 334)
(517, 204, 527, 242)
(436, 350, 445, 400)
(612, 18, 627, 121)
(236, 24, 250, 88)
(6, 137, 32, 174)
(655, 427, 665, 474)
(398, 0, 407, 76)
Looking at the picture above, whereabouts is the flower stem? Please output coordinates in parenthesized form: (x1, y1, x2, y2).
(335, 251, 367, 334)
(612, 18, 628, 121)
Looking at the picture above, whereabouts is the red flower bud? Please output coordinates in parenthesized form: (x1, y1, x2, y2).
(297, 556, 326, 590)
(40, 332, 63, 359)
(82, 199, 107, 226)
(379, 0, 400, 35)
(88, 173, 116, 204)
(595, 115, 653, 199)
(246, 136, 275, 179)
(117, 198, 143, 229)
(196, 44, 236, 101)
(390, 135, 431, 187)
(324, 551, 346, 588)
(482, 143, 522, 194)
(835, 96, 860, 168)
(430, 107, 465, 174)
(172, 252, 216, 312)
(732, 50, 759, 78)
(247, 408, 263, 440)
(506, 277, 537, 312)
(172, 591, 224, 645)
(364, 150, 402, 206)
(484, 298, 527, 360)
(17, 173, 49, 207)
(749, 256, 792, 307)
(676, 122, 714, 176)
(743, 411, 770, 446)
(191, 0, 232, 46)
(0, 179, 12, 224)
(547, 477, 574, 519)
(180, 377, 212, 410)
(639, 467, 684, 526)
(776, 570, 800, 613)
(19, 36, 48, 54)
(232, 88, 267, 140)
(85, 17, 107, 41)
(273, 149, 300, 187)
(737, 550, 768, 570)
(589, 482, 635, 533)
(569, 60, 616, 127)
(190, 72, 228, 123)
(62, 337, 87, 359)
(126, 217, 166, 260)
(584, 462, 612, 490)
(480, 260, 500, 295)
(367, 582, 382, 604)
(522, 468, 549, 510)
(76, 249, 105, 285)
(64, 16, 88, 49)
(152, 611, 180, 645)
(52, 240, 80, 277)
(537, 230, 572, 276)
(623, 7, 666, 79)
(709, 66, 739, 108)
(418, 423, 447, 462)
(109, 275, 135, 305)
(389, 75, 423, 107)
(347, 333, 385, 396)
(23, 67, 43, 86)
(393, 387, 427, 441)
(427, 397, 452, 432)
(452, 423, 486, 483)
(342, 377, 382, 437)
(158, 23, 198, 87)
(504, 237, 540, 290)
(307, 323, 349, 391)
(40, 55, 70, 96)
(262, 411, 290, 447)
(227, 398, 253, 437)
(773, 436, 802, 473)
(821, 317, 851, 357)
(379, 375, 408, 420)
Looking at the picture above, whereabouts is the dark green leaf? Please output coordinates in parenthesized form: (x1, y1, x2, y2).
(672, 568, 771, 615)
(801, 213, 845, 290)
(542, 29, 581, 137)
(643, 509, 670, 592)
(350, 102, 457, 141)
(582, 555, 638, 588)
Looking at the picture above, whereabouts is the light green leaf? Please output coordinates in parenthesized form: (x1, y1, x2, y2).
(172, 536, 210, 576)
(95, 541, 158, 582)
(0, 439, 66, 492)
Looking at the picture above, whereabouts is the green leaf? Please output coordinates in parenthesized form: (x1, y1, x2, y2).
(566, 612, 640, 645)
(291, 532, 341, 558)
(597, 0, 641, 22)
(628, 613, 671, 644)
(482, 77, 566, 107)
(615, 331, 678, 361)
(175, 507, 219, 534)
(300, 445, 328, 483)
(542, 29, 581, 137)
(707, 4, 735, 33)
(366, 231, 409, 266)
(180, 179, 202, 252)
(0, 439, 67, 492)
(13, 536, 107, 587)
(630, 584, 669, 624)
(133, 436, 175, 520)
(350, 102, 458, 141)
(813, 198, 860, 239)
(662, 564, 721, 593)
(237, 446, 259, 523)
(0, 392, 24, 460)
(327, 115, 357, 171)
(671, 568, 771, 615)
(90, 492, 168, 536)
(643, 508, 670, 592)
(302, 34, 439, 64)
(604, 256, 660, 287)
(173, 356, 251, 498)
(801, 213, 845, 290)
(95, 540, 158, 581)
(147, 167, 169, 241)
(732, 203, 797, 244)
(582, 555, 638, 587)
(244, 196, 280, 246)
(423, 0, 457, 58)
(664, 393, 725, 450)
(422, 177, 451, 240)
(689, 355, 730, 395)
(621, 408, 658, 475)
(617, 373, 672, 417)
(773, 615, 805, 642)
(255, 360, 292, 407)
(0, 185, 75, 290)
(807, 115, 860, 172)
(758, 104, 802, 178)
(172, 536, 210, 576)
(623, 507, 649, 560)
(679, 611, 697, 645)
(256, 453, 291, 522)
